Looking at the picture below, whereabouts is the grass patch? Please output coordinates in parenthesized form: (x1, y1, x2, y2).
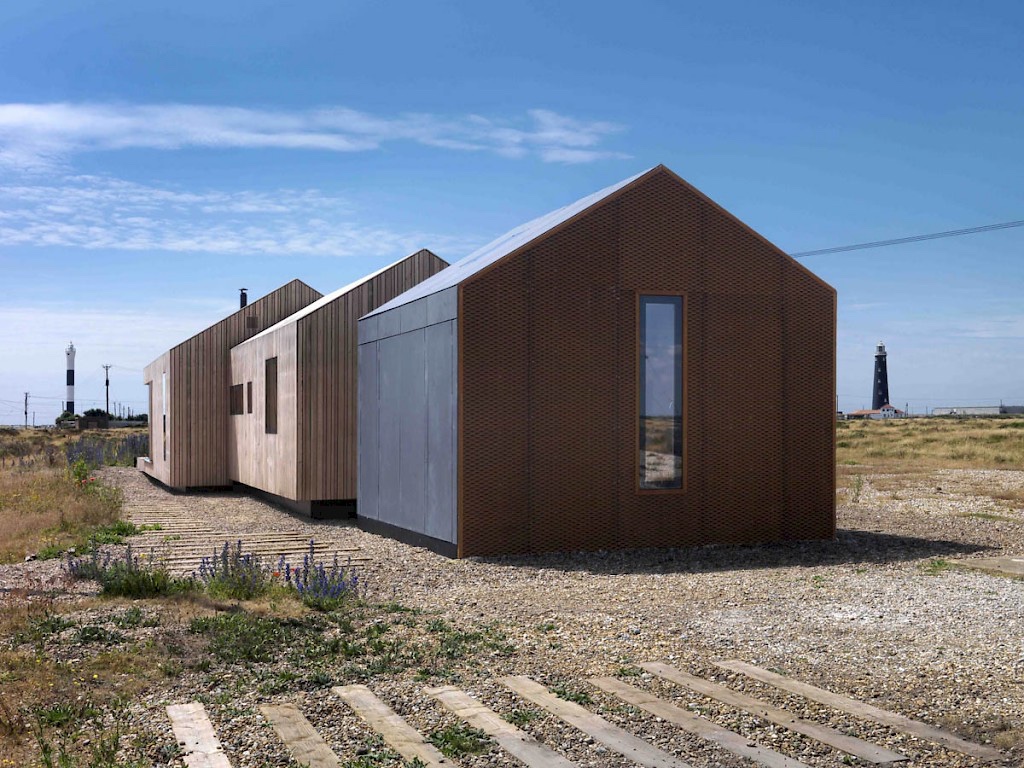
(507, 708, 542, 727)
(551, 683, 593, 705)
(958, 512, 1019, 523)
(189, 612, 298, 663)
(919, 558, 957, 576)
(428, 724, 491, 758)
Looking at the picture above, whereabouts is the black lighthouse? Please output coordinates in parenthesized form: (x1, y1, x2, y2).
(872, 341, 889, 410)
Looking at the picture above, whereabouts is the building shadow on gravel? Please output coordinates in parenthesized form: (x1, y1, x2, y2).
(478, 529, 995, 576)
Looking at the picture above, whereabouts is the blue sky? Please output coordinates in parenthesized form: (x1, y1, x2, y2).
(0, 0, 1021, 423)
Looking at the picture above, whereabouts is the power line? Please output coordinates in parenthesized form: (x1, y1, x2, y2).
(790, 218, 1024, 258)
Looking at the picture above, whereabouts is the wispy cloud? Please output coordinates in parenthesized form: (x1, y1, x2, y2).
(0, 175, 479, 257)
(0, 103, 629, 170)
(949, 315, 1024, 340)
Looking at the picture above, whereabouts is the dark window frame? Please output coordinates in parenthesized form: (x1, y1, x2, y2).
(636, 291, 686, 493)
(229, 383, 244, 416)
(265, 357, 278, 434)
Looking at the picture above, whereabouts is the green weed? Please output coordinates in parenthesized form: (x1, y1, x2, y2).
(428, 724, 491, 758)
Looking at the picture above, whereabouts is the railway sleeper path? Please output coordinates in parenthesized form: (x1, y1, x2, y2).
(165, 661, 1003, 767)
(119, 470, 368, 577)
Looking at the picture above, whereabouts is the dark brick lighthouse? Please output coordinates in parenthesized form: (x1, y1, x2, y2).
(872, 341, 889, 410)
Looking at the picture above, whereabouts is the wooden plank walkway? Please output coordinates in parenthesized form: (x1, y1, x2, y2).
(332, 685, 450, 767)
(166, 702, 232, 768)
(125, 498, 366, 576)
(590, 676, 810, 768)
(501, 675, 692, 768)
(716, 660, 1003, 762)
(642, 662, 907, 764)
(426, 685, 578, 767)
(260, 704, 341, 768)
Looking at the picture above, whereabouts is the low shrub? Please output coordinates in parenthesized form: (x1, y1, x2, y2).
(285, 542, 362, 611)
(197, 540, 278, 600)
(66, 546, 193, 598)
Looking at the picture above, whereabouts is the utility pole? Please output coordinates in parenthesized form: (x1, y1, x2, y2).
(24, 392, 28, 429)
(103, 364, 112, 417)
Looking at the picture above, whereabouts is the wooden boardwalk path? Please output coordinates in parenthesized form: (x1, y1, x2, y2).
(162, 660, 1003, 766)
(121, 476, 367, 576)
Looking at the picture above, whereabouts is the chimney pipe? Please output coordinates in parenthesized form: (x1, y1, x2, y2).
(239, 288, 248, 309)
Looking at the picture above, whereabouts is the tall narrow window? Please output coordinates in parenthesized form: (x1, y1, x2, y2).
(639, 295, 683, 490)
(246, 382, 253, 414)
(161, 372, 167, 462)
(265, 357, 278, 434)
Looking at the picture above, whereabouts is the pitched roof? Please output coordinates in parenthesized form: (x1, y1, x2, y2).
(170, 278, 321, 352)
(363, 166, 657, 317)
(238, 250, 442, 345)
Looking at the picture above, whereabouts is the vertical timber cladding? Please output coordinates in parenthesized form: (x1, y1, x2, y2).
(167, 280, 322, 489)
(460, 168, 835, 556)
(295, 250, 448, 502)
(141, 351, 172, 486)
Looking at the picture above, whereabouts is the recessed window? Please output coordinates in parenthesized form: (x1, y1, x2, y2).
(246, 382, 253, 414)
(639, 295, 683, 490)
(160, 373, 167, 462)
(229, 384, 244, 416)
(265, 357, 278, 434)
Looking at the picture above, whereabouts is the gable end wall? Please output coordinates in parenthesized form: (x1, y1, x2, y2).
(458, 170, 835, 556)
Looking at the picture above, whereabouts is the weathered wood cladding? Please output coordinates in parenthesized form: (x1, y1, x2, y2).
(142, 280, 322, 490)
(294, 249, 449, 501)
(228, 324, 298, 498)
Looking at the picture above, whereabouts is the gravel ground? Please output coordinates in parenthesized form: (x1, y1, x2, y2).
(2, 466, 1021, 767)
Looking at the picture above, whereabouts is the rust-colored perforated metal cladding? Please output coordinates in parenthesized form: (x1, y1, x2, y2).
(459, 169, 835, 556)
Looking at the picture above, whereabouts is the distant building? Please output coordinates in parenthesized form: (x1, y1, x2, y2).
(849, 404, 905, 420)
(932, 406, 1002, 417)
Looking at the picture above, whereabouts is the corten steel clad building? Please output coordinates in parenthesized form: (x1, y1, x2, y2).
(141, 280, 323, 489)
(227, 249, 448, 514)
(357, 165, 836, 557)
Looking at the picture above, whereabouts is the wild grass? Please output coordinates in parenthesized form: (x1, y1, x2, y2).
(0, 430, 149, 563)
(0, 468, 123, 563)
(837, 418, 1024, 470)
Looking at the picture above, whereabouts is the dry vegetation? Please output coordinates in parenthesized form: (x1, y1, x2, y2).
(0, 421, 1022, 767)
(0, 428, 147, 563)
(836, 417, 1024, 469)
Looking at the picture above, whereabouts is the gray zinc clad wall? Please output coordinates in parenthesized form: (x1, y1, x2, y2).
(357, 288, 458, 546)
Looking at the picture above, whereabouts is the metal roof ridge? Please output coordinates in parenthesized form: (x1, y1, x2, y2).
(237, 250, 439, 346)
(363, 166, 659, 318)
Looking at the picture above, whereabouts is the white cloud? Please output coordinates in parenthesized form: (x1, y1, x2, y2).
(0, 103, 628, 170)
(0, 175, 478, 257)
